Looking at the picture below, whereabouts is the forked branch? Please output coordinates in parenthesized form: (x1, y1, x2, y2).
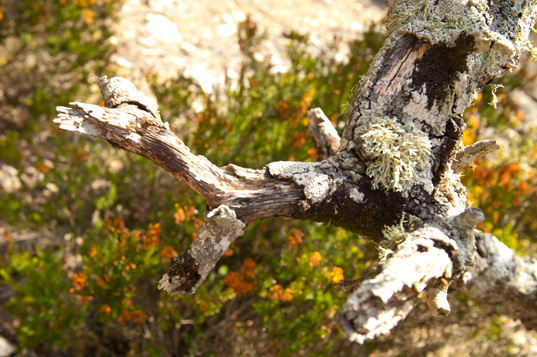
(53, 0, 537, 344)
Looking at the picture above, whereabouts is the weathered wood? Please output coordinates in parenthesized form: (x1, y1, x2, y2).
(458, 232, 537, 330)
(307, 108, 341, 160)
(53, 0, 537, 344)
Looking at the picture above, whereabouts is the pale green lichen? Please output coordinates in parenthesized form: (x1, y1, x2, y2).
(388, 0, 537, 63)
(378, 214, 420, 260)
(378, 221, 408, 261)
(360, 117, 433, 193)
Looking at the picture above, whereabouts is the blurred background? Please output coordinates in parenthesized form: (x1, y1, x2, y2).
(1, 0, 537, 355)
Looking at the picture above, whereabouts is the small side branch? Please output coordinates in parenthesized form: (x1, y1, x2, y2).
(158, 205, 246, 295)
(54, 77, 306, 223)
(307, 108, 341, 160)
(423, 281, 450, 317)
(452, 140, 500, 173)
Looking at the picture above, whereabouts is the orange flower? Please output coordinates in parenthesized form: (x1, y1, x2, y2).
(288, 228, 304, 247)
(174, 202, 199, 224)
(74, 295, 93, 306)
(275, 100, 291, 118)
(161, 246, 178, 261)
(268, 284, 294, 302)
(224, 271, 254, 294)
(240, 258, 256, 279)
(147, 223, 161, 239)
(36, 162, 50, 174)
(89, 244, 97, 259)
(114, 217, 125, 229)
(81, 8, 95, 25)
(330, 266, 344, 284)
(97, 278, 106, 289)
(174, 206, 187, 223)
(292, 132, 306, 148)
(100, 304, 111, 315)
(268, 284, 283, 300)
(118, 308, 146, 325)
(307, 147, 317, 158)
(279, 288, 294, 302)
(309, 251, 322, 268)
(72, 272, 87, 292)
(193, 218, 203, 230)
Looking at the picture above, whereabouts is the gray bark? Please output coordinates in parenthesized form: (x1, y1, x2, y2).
(53, 0, 537, 343)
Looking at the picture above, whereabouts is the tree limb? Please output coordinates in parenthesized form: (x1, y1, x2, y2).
(336, 207, 484, 342)
(54, 94, 306, 223)
(307, 107, 341, 160)
(158, 205, 246, 295)
(452, 140, 500, 173)
(52, 0, 537, 344)
(457, 232, 537, 329)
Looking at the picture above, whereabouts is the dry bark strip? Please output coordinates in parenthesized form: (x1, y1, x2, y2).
(54, 0, 537, 343)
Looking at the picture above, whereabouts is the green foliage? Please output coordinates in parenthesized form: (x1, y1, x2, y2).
(152, 20, 385, 167)
(462, 69, 537, 254)
(0, 247, 84, 351)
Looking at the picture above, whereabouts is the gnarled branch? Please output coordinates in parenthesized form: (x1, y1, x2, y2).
(53, 0, 537, 344)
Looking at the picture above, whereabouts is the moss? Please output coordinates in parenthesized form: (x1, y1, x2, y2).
(359, 117, 433, 193)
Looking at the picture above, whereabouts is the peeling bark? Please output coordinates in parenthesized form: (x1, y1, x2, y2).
(53, 0, 537, 344)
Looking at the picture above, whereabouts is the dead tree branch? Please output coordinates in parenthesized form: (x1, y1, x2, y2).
(457, 232, 537, 329)
(158, 205, 246, 295)
(453, 140, 500, 173)
(53, 0, 537, 343)
(308, 107, 341, 159)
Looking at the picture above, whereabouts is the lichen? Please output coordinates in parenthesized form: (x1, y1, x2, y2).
(387, 0, 537, 69)
(378, 214, 420, 260)
(378, 222, 408, 261)
(349, 188, 365, 203)
(267, 161, 335, 203)
(359, 116, 433, 193)
(489, 84, 504, 109)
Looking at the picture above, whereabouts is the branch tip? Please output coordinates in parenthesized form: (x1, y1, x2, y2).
(307, 107, 340, 159)
(453, 140, 500, 172)
(452, 207, 485, 230)
(99, 75, 161, 120)
(424, 285, 450, 318)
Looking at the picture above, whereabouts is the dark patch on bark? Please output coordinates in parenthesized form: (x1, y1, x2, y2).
(405, 186, 445, 220)
(412, 34, 475, 109)
(433, 115, 466, 184)
(166, 251, 201, 293)
(295, 182, 405, 243)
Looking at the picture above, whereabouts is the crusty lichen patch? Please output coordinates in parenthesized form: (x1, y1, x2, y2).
(359, 116, 433, 193)
(349, 188, 365, 203)
(267, 161, 335, 204)
(387, 0, 537, 66)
